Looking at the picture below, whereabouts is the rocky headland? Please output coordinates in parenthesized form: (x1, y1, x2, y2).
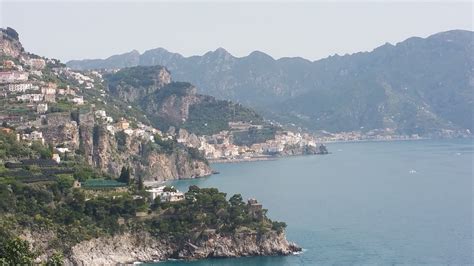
(68, 231, 300, 264)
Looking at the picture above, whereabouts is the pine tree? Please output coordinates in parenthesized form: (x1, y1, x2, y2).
(118, 166, 130, 184)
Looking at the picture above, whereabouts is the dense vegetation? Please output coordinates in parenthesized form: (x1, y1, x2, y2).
(0, 131, 281, 262)
(0, 130, 52, 160)
(146, 186, 284, 239)
(185, 99, 264, 136)
(105, 65, 167, 90)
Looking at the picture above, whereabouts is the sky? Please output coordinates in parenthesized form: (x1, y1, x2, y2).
(0, 1, 472, 62)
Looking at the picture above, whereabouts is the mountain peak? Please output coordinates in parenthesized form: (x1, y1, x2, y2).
(214, 47, 229, 54)
(248, 50, 274, 61)
(202, 47, 234, 61)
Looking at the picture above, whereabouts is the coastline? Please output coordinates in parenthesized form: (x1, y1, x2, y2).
(320, 137, 428, 144)
(204, 136, 473, 164)
(208, 156, 277, 164)
(320, 135, 472, 144)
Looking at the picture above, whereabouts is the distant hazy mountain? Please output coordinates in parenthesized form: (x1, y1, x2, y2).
(67, 30, 474, 135)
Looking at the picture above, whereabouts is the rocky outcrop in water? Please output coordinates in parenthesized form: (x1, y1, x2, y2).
(68, 231, 300, 264)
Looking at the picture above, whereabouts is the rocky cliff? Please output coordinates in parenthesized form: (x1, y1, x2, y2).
(68, 231, 300, 264)
(142, 83, 203, 125)
(31, 111, 211, 181)
(90, 123, 211, 181)
(0, 27, 23, 58)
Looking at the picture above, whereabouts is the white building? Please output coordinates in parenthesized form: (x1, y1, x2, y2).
(21, 130, 44, 144)
(161, 191, 185, 202)
(95, 110, 106, 118)
(0, 71, 29, 84)
(71, 96, 84, 105)
(52, 153, 61, 163)
(26, 58, 46, 70)
(17, 94, 43, 103)
(8, 83, 33, 93)
(41, 87, 56, 95)
(55, 147, 70, 153)
(36, 103, 48, 113)
(146, 186, 185, 202)
(146, 186, 165, 201)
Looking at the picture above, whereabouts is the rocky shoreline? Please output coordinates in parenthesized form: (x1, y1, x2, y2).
(66, 231, 301, 264)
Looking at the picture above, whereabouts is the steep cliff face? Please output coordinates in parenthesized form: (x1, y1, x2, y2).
(68, 231, 300, 264)
(142, 149, 210, 181)
(41, 113, 80, 150)
(78, 113, 95, 165)
(143, 83, 203, 125)
(89, 124, 211, 181)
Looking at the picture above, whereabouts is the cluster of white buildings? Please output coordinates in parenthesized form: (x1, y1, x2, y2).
(11, 82, 80, 106)
(18, 130, 45, 144)
(0, 58, 84, 114)
(55, 68, 96, 89)
(94, 111, 163, 143)
(8, 83, 38, 93)
(0, 70, 29, 84)
(146, 186, 185, 202)
(175, 125, 319, 160)
(16, 93, 43, 103)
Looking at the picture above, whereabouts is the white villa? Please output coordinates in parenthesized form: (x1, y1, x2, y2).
(146, 186, 185, 202)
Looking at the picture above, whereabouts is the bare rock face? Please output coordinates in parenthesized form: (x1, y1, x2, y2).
(68, 233, 172, 265)
(153, 86, 202, 124)
(176, 231, 301, 259)
(142, 149, 211, 181)
(177, 128, 200, 148)
(41, 113, 80, 150)
(89, 124, 211, 181)
(0, 27, 23, 58)
(68, 231, 300, 264)
(79, 113, 96, 165)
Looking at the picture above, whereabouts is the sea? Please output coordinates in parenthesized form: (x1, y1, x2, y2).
(152, 139, 473, 265)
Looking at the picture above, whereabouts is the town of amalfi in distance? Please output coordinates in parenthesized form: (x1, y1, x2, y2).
(0, 1, 472, 265)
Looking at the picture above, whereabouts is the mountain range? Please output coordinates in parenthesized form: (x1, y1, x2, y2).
(67, 30, 474, 135)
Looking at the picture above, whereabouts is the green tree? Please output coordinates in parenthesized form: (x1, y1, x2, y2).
(229, 194, 244, 207)
(151, 196, 161, 211)
(0, 237, 35, 264)
(47, 252, 63, 265)
(118, 166, 131, 184)
(137, 175, 144, 191)
(163, 186, 177, 192)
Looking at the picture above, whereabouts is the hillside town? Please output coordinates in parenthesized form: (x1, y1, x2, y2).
(176, 124, 327, 162)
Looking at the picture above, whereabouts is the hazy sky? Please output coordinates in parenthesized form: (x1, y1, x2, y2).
(0, 1, 472, 62)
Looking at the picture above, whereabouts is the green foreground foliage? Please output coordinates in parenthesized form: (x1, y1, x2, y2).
(0, 131, 284, 262)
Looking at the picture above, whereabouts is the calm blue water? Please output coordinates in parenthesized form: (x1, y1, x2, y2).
(157, 139, 473, 265)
